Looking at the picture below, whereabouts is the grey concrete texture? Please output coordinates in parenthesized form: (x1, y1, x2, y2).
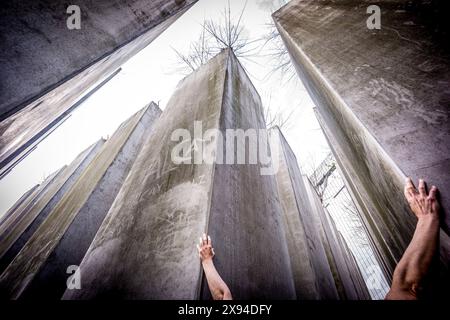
(270, 127, 339, 300)
(0, 139, 105, 275)
(0, 0, 197, 177)
(272, 127, 370, 300)
(0, 171, 60, 236)
(0, 68, 120, 180)
(314, 109, 397, 279)
(63, 49, 296, 300)
(201, 52, 295, 300)
(0, 0, 197, 119)
(0, 185, 41, 227)
(336, 231, 372, 300)
(21, 103, 162, 300)
(0, 169, 63, 248)
(312, 189, 371, 300)
(273, 0, 450, 289)
(305, 174, 371, 300)
(0, 104, 161, 299)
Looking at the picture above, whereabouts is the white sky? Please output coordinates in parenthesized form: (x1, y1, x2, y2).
(0, 0, 331, 217)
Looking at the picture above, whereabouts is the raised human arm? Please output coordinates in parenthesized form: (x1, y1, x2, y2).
(385, 178, 440, 300)
(197, 234, 232, 300)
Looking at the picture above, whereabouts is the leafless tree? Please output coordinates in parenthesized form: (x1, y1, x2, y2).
(256, 0, 289, 12)
(172, 27, 213, 73)
(259, 20, 297, 84)
(262, 93, 295, 130)
(173, 0, 295, 129)
(253, 0, 298, 84)
(203, 1, 258, 60)
(172, 0, 260, 75)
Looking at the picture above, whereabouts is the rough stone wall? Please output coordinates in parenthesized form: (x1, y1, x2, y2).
(273, 0, 450, 295)
(0, 103, 161, 299)
(63, 49, 296, 300)
(0, 0, 197, 177)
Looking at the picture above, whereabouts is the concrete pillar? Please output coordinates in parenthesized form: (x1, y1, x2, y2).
(272, 127, 370, 300)
(0, 140, 104, 274)
(270, 127, 338, 300)
(313, 109, 395, 281)
(309, 185, 371, 300)
(273, 0, 450, 294)
(0, 0, 198, 176)
(337, 232, 372, 300)
(0, 185, 41, 226)
(63, 49, 296, 300)
(0, 103, 161, 299)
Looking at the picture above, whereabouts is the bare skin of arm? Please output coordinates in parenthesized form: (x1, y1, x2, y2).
(385, 178, 440, 300)
(197, 233, 232, 300)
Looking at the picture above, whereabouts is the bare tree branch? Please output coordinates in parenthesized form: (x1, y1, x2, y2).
(262, 93, 296, 129)
(172, 0, 292, 129)
(172, 0, 262, 75)
(259, 20, 298, 85)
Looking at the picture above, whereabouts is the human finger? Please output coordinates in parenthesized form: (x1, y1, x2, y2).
(418, 179, 427, 197)
(404, 177, 416, 200)
(428, 186, 438, 200)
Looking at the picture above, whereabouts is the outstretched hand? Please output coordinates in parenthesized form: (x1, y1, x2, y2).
(196, 233, 232, 300)
(386, 178, 441, 300)
(404, 178, 440, 220)
(197, 233, 215, 262)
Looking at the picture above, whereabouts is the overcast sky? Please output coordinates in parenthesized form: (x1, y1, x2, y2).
(0, 0, 331, 217)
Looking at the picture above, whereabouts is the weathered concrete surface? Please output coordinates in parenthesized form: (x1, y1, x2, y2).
(63, 49, 296, 300)
(0, 169, 63, 241)
(0, 0, 197, 119)
(337, 233, 371, 300)
(0, 185, 40, 226)
(0, 68, 120, 180)
(270, 127, 339, 300)
(272, 127, 369, 299)
(0, 103, 161, 299)
(201, 53, 295, 300)
(309, 183, 371, 300)
(314, 109, 396, 280)
(274, 0, 450, 292)
(20, 103, 162, 300)
(0, 139, 104, 274)
(317, 105, 450, 298)
(0, 0, 197, 175)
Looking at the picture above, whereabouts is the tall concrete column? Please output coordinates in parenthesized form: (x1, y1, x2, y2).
(0, 0, 198, 177)
(307, 181, 370, 300)
(273, 0, 450, 294)
(0, 185, 41, 227)
(0, 103, 161, 299)
(63, 49, 296, 300)
(272, 127, 370, 300)
(270, 127, 339, 300)
(0, 139, 104, 274)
